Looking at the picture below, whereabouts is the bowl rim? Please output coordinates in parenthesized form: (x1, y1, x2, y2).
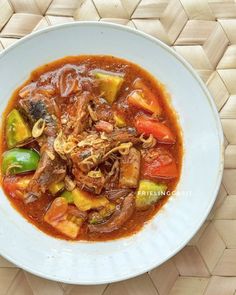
(0, 21, 224, 284)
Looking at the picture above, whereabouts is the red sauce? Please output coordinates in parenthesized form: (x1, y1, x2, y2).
(0, 55, 182, 241)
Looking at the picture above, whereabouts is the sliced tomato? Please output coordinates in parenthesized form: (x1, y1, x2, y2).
(3, 175, 32, 199)
(143, 161, 178, 179)
(127, 78, 162, 115)
(142, 148, 178, 179)
(135, 115, 175, 144)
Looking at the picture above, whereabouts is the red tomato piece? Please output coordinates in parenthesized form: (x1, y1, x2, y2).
(3, 175, 32, 199)
(127, 78, 162, 115)
(142, 148, 178, 179)
(135, 115, 175, 144)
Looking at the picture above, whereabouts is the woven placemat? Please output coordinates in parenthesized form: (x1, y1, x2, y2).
(0, 0, 236, 294)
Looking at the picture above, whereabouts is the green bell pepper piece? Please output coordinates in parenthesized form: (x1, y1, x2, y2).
(6, 109, 31, 148)
(135, 180, 167, 209)
(2, 148, 40, 175)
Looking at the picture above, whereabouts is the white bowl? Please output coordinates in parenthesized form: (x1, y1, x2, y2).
(0, 22, 223, 284)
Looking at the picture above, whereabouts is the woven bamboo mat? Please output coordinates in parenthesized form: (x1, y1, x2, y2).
(0, 0, 236, 294)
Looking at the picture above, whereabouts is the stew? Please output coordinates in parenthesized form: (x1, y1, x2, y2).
(0, 55, 182, 241)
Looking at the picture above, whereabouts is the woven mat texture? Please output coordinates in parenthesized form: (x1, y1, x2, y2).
(0, 0, 236, 294)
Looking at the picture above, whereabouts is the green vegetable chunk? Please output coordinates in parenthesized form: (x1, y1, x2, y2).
(61, 190, 74, 204)
(6, 109, 31, 148)
(2, 148, 40, 175)
(135, 180, 167, 209)
(94, 71, 124, 104)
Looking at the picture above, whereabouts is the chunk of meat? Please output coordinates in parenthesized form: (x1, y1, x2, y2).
(104, 188, 131, 201)
(19, 82, 37, 98)
(119, 147, 141, 188)
(111, 127, 138, 143)
(104, 160, 120, 190)
(56, 64, 80, 97)
(72, 167, 106, 194)
(26, 150, 66, 202)
(94, 120, 113, 133)
(92, 96, 114, 123)
(67, 205, 88, 220)
(88, 193, 135, 233)
(19, 82, 56, 100)
(74, 158, 122, 194)
(62, 92, 91, 136)
(19, 94, 66, 203)
(53, 64, 95, 97)
(71, 127, 138, 174)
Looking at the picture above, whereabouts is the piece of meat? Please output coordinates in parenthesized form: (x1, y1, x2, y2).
(111, 127, 138, 143)
(67, 205, 88, 220)
(74, 159, 122, 194)
(26, 151, 66, 202)
(73, 92, 91, 135)
(62, 92, 91, 136)
(72, 168, 106, 194)
(104, 188, 131, 201)
(104, 160, 120, 189)
(19, 82, 37, 99)
(92, 96, 114, 123)
(19, 93, 59, 125)
(56, 64, 80, 97)
(19, 94, 66, 203)
(88, 193, 135, 233)
(55, 64, 97, 95)
(119, 147, 141, 188)
(71, 127, 138, 174)
(94, 120, 113, 133)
